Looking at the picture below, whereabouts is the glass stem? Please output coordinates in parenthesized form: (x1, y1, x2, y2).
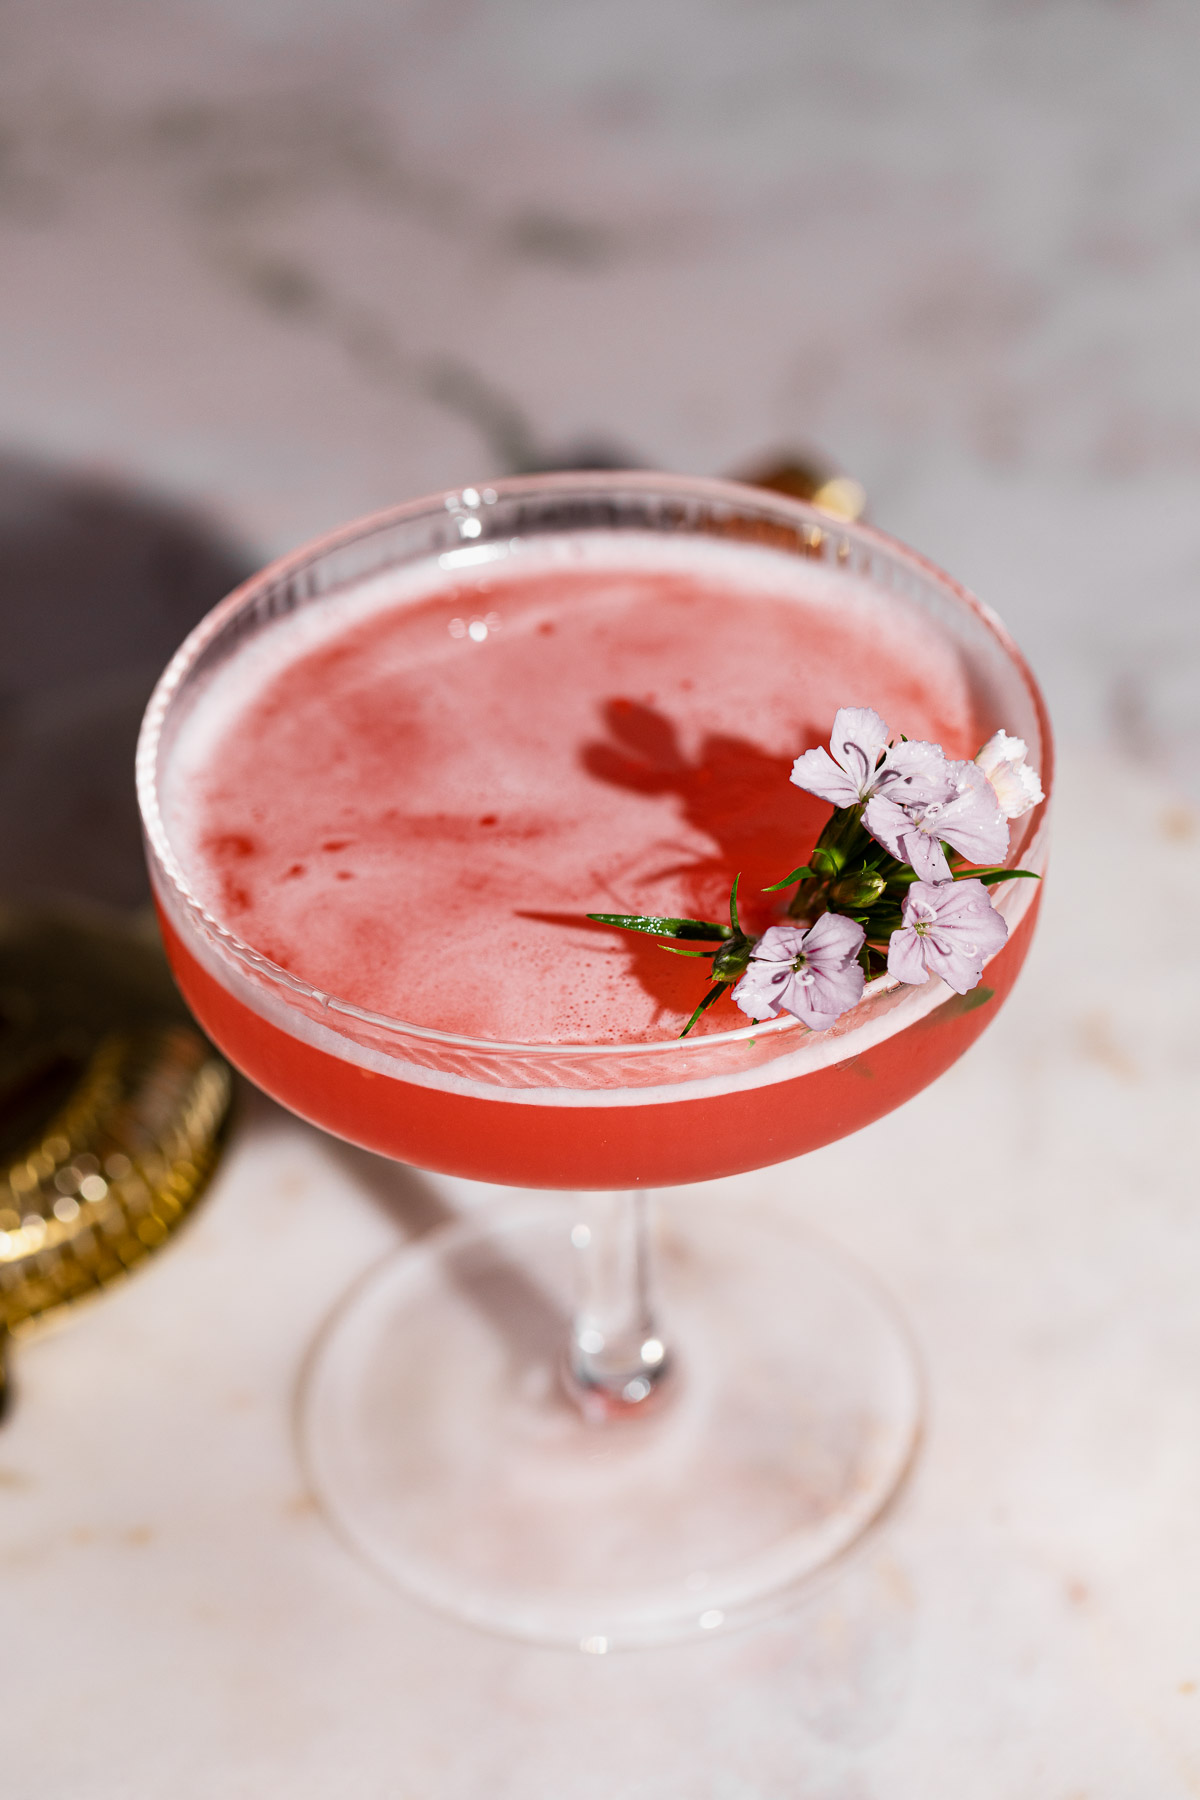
(566, 1190, 671, 1419)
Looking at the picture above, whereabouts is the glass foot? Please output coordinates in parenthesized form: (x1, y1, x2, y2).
(301, 1195, 921, 1650)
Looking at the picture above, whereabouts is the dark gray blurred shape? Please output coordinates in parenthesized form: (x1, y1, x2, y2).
(0, 454, 255, 910)
(422, 358, 645, 477)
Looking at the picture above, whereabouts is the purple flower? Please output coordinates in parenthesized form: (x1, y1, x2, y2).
(732, 912, 866, 1030)
(864, 759, 1009, 882)
(790, 706, 948, 810)
(887, 879, 1009, 994)
(975, 730, 1044, 820)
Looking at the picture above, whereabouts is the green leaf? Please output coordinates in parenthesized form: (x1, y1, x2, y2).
(762, 865, 813, 893)
(657, 944, 718, 958)
(678, 983, 725, 1038)
(954, 868, 1041, 886)
(950, 983, 995, 1015)
(728, 873, 742, 935)
(587, 913, 731, 941)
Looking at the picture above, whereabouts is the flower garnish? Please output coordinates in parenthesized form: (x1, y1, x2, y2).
(886, 878, 1009, 993)
(863, 759, 1008, 883)
(731, 914, 866, 1029)
(975, 729, 1045, 820)
(790, 706, 949, 809)
(589, 707, 1042, 1036)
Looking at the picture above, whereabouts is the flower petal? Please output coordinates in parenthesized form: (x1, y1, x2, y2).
(902, 828, 952, 883)
(791, 707, 890, 804)
(776, 970, 855, 1031)
(789, 746, 865, 808)
(862, 793, 909, 861)
(828, 707, 889, 781)
(804, 960, 866, 1024)
(798, 909, 867, 972)
(887, 924, 931, 986)
(889, 878, 1008, 994)
(752, 923, 809, 965)
(731, 959, 792, 1019)
(975, 730, 1026, 778)
(920, 929, 985, 994)
(986, 757, 1043, 820)
(936, 763, 1010, 865)
(975, 732, 1045, 821)
(733, 914, 866, 1030)
(874, 738, 953, 805)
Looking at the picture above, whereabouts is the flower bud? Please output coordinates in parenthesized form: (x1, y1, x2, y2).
(829, 871, 887, 909)
(711, 934, 756, 983)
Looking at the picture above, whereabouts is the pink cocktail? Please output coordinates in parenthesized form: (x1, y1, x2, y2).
(139, 475, 1050, 1646)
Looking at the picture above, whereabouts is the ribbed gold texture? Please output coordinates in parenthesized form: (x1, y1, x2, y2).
(0, 908, 233, 1413)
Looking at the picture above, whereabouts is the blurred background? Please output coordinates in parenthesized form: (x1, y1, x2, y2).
(6, 6, 1200, 1796)
(5, 0, 1200, 913)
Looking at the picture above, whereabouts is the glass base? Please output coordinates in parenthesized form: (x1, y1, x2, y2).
(301, 1196, 921, 1650)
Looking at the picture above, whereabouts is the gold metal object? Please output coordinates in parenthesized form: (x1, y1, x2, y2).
(736, 455, 868, 523)
(0, 905, 233, 1415)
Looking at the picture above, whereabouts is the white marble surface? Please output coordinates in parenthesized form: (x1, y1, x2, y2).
(3, 4, 1200, 1793)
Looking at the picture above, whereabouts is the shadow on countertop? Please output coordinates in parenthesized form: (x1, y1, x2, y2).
(0, 451, 255, 909)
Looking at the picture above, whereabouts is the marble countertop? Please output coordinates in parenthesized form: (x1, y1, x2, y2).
(3, 4, 1200, 1794)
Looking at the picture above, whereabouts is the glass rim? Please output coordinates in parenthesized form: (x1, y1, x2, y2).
(136, 468, 1054, 1061)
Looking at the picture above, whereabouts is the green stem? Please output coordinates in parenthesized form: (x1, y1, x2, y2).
(678, 984, 725, 1038)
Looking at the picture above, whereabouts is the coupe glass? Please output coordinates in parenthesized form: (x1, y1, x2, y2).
(137, 474, 1051, 1650)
